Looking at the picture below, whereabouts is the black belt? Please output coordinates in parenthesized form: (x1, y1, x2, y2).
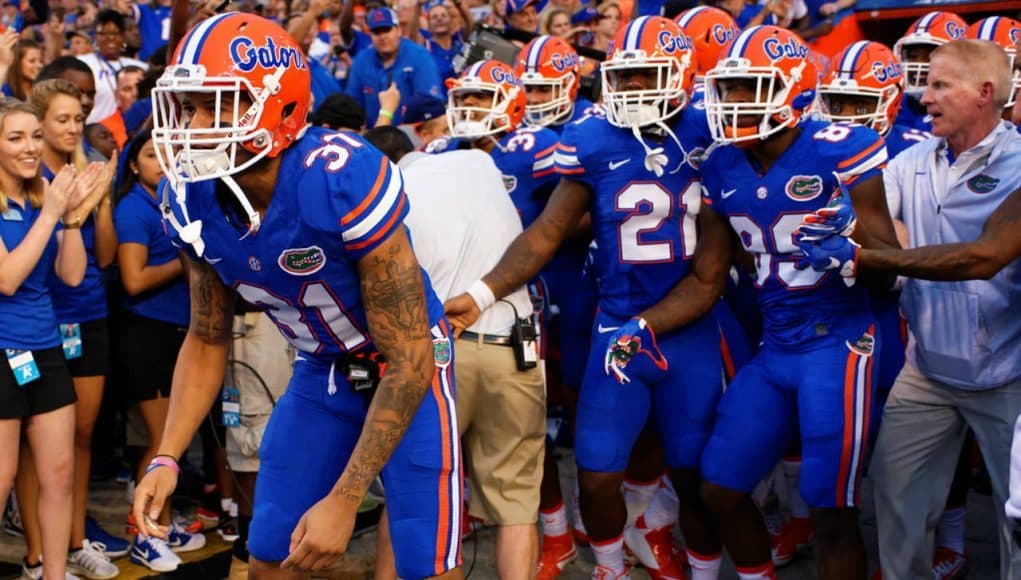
(458, 330, 513, 347)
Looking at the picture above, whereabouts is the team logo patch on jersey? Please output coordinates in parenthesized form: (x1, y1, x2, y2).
(433, 338, 452, 368)
(846, 333, 875, 356)
(278, 246, 326, 275)
(248, 256, 262, 271)
(785, 175, 824, 201)
(966, 174, 999, 194)
(503, 174, 518, 193)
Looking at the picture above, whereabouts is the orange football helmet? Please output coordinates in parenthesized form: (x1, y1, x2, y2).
(704, 25, 818, 145)
(152, 12, 311, 238)
(818, 41, 903, 136)
(601, 15, 696, 129)
(515, 35, 581, 127)
(675, 6, 739, 80)
(894, 11, 968, 95)
(966, 16, 1021, 107)
(445, 60, 526, 139)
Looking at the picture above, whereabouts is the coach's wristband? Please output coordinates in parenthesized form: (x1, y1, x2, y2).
(145, 456, 180, 476)
(466, 279, 496, 312)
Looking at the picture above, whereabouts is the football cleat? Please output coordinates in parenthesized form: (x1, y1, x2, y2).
(769, 516, 813, 567)
(536, 533, 577, 580)
(623, 515, 687, 580)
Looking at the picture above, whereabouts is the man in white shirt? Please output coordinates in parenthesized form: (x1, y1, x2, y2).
(365, 127, 545, 580)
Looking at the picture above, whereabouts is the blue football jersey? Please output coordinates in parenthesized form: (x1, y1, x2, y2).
(426, 126, 559, 228)
(554, 107, 713, 318)
(884, 123, 932, 159)
(701, 120, 888, 349)
(165, 127, 446, 361)
(133, 3, 171, 62)
(894, 94, 932, 133)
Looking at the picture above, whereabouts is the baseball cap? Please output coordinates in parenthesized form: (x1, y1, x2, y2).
(367, 7, 399, 31)
(504, 0, 535, 16)
(401, 95, 446, 124)
(571, 6, 598, 24)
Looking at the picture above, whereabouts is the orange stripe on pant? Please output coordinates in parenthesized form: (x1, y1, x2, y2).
(836, 350, 860, 506)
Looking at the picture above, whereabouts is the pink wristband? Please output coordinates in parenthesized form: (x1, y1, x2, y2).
(145, 456, 180, 475)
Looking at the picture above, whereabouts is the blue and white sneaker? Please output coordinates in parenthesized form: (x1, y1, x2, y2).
(129, 536, 180, 572)
(4, 494, 23, 537)
(85, 516, 130, 559)
(167, 521, 207, 553)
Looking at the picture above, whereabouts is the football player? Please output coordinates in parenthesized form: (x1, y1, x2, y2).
(516, 35, 601, 132)
(966, 16, 1021, 121)
(893, 11, 968, 132)
(446, 16, 732, 580)
(698, 25, 901, 580)
(675, 6, 740, 107)
(131, 13, 463, 580)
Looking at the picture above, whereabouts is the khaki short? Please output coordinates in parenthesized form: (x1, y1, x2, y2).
(225, 312, 293, 473)
(455, 336, 545, 525)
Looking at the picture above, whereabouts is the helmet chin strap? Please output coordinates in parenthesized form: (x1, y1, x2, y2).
(625, 103, 688, 177)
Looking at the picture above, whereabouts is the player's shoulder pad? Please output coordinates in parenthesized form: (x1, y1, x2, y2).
(291, 129, 404, 235)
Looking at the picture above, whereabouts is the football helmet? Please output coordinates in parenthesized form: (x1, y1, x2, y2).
(445, 60, 526, 139)
(515, 35, 581, 127)
(818, 41, 903, 136)
(601, 15, 696, 129)
(894, 11, 967, 95)
(675, 6, 739, 80)
(966, 16, 1021, 107)
(152, 12, 311, 242)
(704, 25, 818, 145)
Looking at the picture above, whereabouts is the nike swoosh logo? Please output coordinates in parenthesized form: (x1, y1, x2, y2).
(608, 159, 631, 171)
(721, 188, 737, 199)
(597, 324, 620, 334)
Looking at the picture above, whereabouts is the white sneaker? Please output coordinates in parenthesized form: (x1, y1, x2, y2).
(20, 558, 81, 579)
(130, 536, 181, 572)
(68, 540, 119, 579)
(168, 521, 207, 553)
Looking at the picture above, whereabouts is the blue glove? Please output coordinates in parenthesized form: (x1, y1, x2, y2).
(603, 317, 668, 384)
(800, 173, 857, 239)
(794, 233, 860, 286)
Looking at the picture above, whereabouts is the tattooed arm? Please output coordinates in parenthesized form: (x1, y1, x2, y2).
(133, 256, 234, 538)
(858, 186, 1021, 281)
(282, 227, 436, 572)
(156, 256, 235, 459)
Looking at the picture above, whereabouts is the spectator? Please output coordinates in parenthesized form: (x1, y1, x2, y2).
(37, 56, 97, 122)
(113, 129, 205, 572)
(2, 39, 43, 101)
(84, 123, 117, 160)
(121, 66, 159, 139)
(76, 9, 147, 146)
(308, 92, 368, 132)
(366, 125, 545, 580)
(24, 78, 123, 579)
(400, 93, 447, 146)
(126, 0, 172, 62)
(505, 0, 538, 33)
(286, 0, 343, 106)
(115, 65, 144, 116)
(0, 99, 97, 580)
(422, 1, 466, 81)
(65, 30, 92, 57)
(539, 6, 571, 37)
(346, 7, 443, 126)
(796, 39, 1021, 580)
(586, 0, 619, 52)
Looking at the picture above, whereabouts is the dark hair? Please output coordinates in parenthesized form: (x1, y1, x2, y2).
(146, 45, 168, 67)
(308, 93, 367, 131)
(37, 56, 93, 82)
(118, 127, 154, 200)
(364, 126, 414, 163)
(7, 39, 41, 100)
(96, 8, 126, 32)
(116, 65, 145, 82)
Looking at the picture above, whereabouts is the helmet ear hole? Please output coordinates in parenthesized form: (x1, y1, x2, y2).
(282, 102, 297, 120)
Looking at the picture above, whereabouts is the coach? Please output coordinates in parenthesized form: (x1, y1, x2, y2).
(366, 127, 546, 580)
(800, 39, 1021, 579)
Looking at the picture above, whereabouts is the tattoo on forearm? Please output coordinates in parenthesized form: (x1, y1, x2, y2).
(189, 261, 233, 344)
(339, 242, 432, 501)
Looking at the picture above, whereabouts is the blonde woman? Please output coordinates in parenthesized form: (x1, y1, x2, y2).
(0, 98, 106, 580)
(12, 79, 121, 580)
